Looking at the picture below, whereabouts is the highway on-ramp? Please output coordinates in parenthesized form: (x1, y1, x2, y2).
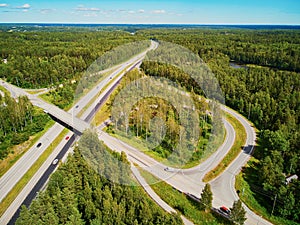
(1, 40, 272, 225)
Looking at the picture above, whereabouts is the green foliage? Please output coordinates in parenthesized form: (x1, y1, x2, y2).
(16, 131, 183, 225)
(139, 28, 299, 223)
(139, 169, 231, 225)
(200, 183, 213, 211)
(0, 31, 145, 89)
(230, 200, 246, 225)
(0, 94, 50, 159)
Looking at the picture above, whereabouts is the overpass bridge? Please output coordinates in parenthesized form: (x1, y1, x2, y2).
(1, 81, 90, 134)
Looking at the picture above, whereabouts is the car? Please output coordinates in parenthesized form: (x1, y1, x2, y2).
(75, 105, 79, 108)
(36, 143, 42, 148)
(164, 167, 175, 172)
(52, 159, 58, 165)
(219, 206, 230, 215)
(65, 136, 70, 140)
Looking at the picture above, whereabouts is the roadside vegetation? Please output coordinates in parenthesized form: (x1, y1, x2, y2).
(203, 112, 246, 182)
(15, 130, 183, 225)
(0, 93, 50, 160)
(139, 168, 232, 225)
(101, 68, 222, 168)
(236, 158, 299, 225)
(0, 26, 299, 223)
(140, 28, 300, 224)
(0, 128, 68, 217)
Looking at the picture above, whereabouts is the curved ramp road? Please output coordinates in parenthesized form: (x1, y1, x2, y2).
(1, 40, 272, 225)
(210, 106, 273, 225)
(131, 166, 194, 225)
(97, 106, 272, 225)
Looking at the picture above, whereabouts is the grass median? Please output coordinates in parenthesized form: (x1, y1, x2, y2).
(203, 112, 246, 182)
(0, 128, 69, 217)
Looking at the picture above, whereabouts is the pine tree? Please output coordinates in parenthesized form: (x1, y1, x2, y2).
(230, 200, 246, 225)
(200, 183, 213, 212)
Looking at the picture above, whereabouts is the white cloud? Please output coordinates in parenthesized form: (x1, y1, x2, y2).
(138, 9, 145, 13)
(76, 6, 100, 12)
(151, 9, 166, 14)
(17, 3, 30, 9)
(0, 3, 8, 7)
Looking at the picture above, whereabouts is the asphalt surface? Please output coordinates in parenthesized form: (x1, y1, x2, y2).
(96, 106, 273, 225)
(1, 40, 272, 225)
(7, 135, 76, 225)
(0, 40, 158, 224)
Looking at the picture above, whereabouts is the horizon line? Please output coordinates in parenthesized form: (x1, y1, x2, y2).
(0, 22, 300, 26)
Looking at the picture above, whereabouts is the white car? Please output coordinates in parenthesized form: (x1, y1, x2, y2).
(52, 159, 59, 165)
(164, 167, 175, 172)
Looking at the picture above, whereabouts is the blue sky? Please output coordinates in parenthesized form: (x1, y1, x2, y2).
(0, 0, 299, 24)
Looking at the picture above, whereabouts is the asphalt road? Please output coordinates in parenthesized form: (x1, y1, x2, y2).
(210, 106, 273, 225)
(0, 40, 158, 224)
(7, 135, 77, 225)
(131, 166, 194, 225)
(96, 105, 272, 225)
(1, 40, 272, 225)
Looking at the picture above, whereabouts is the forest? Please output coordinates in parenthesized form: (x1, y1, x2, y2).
(0, 30, 148, 158)
(138, 28, 300, 222)
(0, 30, 145, 88)
(0, 27, 299, 223)
(0, 92, 49, 159)
(16, 130, 183, 225)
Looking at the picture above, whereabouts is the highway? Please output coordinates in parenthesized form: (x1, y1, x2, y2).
(0, 40, 158, 224)
(1, 39, 272, 225)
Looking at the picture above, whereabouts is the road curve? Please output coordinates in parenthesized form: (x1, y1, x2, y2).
(210, 106, 273, 225)
(131, 166, 194, 225)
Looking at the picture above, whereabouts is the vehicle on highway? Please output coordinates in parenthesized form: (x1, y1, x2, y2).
(164, 167, 175, 172)
(36, 143, 42, 148)
(65, 136, 70, 140)
(219, 206, 230, 215)
(52, 159, 58, 165)
(75, 105, 79, 108)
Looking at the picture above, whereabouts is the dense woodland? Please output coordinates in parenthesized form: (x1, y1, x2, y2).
(138, 28, 300, 222)
(106, 68, 215, 166)
(16, 131, 183, 225)
(0, 31, 145, 88)
(0, 27, 299, 223)
(0, 93, 49, 159)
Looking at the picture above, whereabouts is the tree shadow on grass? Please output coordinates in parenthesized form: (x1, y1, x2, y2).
(241, 159, 274, 214)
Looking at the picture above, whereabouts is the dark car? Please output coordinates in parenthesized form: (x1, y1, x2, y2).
(36, 143, 42, 148)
